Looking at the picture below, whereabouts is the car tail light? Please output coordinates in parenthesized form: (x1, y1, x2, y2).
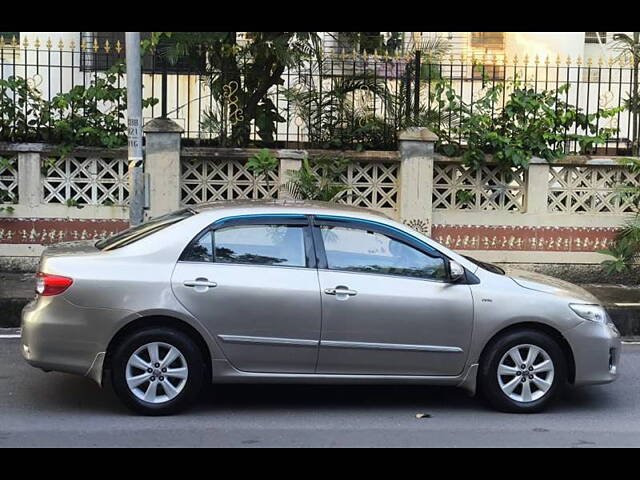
(36, 272, 73, 296)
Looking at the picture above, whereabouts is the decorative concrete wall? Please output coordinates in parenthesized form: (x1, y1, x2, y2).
(426, 153, 638, 264)
(0, 143, 130, 264)
(0, 126, 638, 268)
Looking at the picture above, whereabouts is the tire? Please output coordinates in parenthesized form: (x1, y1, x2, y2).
(110, 327, 205, 416)
(478, 329, 567, 413)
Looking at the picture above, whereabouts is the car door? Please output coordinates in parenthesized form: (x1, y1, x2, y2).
(171, 215, 322, 374)
(313, 216, 474, 376)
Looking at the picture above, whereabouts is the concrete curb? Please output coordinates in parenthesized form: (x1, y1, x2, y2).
(0, 298, 30, 328)
(606, 306, 640, 337)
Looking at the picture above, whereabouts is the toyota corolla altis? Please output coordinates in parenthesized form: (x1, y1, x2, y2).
(21, 200, 621, 415)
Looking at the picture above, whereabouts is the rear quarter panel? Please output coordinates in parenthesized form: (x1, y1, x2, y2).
(37, 213, 225, 359)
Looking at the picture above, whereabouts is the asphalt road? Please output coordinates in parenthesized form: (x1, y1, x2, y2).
(1, 333, 640, 447)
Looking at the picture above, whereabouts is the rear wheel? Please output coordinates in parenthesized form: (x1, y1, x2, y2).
(111, 327, 205, 415)
(479, 329, 566, 413)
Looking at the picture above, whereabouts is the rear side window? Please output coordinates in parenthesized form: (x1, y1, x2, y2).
(181, 224, 307, 267)
(182, 231, 214, 262)
(96, 209, 195, 251)
(215, 225, 306, 267)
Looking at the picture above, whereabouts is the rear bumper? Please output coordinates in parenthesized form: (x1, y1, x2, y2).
(21, 296, 130, 384)
(564, 319, 621, 386)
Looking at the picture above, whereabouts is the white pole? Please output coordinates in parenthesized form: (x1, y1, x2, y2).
(125, 32, 144, 226)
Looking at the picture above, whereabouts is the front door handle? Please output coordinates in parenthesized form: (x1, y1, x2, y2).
(324, 286, 357, 296)
(184, 278, 218, 288)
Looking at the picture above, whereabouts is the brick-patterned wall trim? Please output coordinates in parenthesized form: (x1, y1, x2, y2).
(0, 218, 129, 245)
(0, 219, 621, 252)
(432, 225, 620, 252)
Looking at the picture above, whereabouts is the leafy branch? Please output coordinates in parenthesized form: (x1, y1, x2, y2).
(428, 77, 623, 170)
(245, 148, 278, 194)
(284, 155, 350, 202)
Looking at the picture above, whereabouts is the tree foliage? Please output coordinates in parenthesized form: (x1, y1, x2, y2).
(0, 64, 157, 156)
(145, 32, 321, 147)
(245, 148, 279, 192)
(284, 156, 350, 201)
(428, 78, 623, 170)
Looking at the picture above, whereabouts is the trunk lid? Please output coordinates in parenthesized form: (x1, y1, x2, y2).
(38, 240, 100, 271)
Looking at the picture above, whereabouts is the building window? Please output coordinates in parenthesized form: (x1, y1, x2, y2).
(469, 33, 505, 80)
(322, 32, 402, 57)
(470, 32, 505, 51)
(331, 33, 382, 54)
(585, 32, 607, 44)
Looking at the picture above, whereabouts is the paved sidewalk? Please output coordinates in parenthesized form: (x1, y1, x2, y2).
(1, 272, 639, 336)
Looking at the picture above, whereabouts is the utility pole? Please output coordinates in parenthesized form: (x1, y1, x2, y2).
(125, 32, 144, 226)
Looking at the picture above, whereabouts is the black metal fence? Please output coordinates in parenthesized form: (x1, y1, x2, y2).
(417, 55, 637, 156)
(0, 36, 637, 155)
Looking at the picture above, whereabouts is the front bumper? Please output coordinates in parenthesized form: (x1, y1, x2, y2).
(564, 319, 621, 386)
(21, 296, 130, 384)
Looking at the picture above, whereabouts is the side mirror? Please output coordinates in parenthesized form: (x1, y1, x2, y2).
(448, 260, 465, 283)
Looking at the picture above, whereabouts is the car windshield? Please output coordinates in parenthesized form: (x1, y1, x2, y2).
(462, 255, 505, 275)
(96, 208, 196, 251)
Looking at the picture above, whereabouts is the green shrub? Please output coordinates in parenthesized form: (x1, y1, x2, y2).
(428, 79, 623, 170)
(0, 64, 158, 156)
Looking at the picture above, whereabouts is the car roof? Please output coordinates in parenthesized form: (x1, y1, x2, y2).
(191, 199, 394, 221)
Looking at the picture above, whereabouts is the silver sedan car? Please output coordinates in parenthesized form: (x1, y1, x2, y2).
(21, 200, 621, 415)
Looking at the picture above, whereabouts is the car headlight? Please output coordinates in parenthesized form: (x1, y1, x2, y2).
(569, 304, 608, 323)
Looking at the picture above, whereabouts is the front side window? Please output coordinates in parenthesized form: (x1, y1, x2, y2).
(214, 224, 307, 267)
(320, 225, 447, 280)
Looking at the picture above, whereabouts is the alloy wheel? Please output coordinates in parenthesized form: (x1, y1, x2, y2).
(497, 344, 555, 403)
(125, 342, 189, 404)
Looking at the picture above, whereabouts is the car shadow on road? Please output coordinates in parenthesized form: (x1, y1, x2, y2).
(193, 382, 619, 416)
(20, 371, 128, 415)
(21, 372, 620, 417)
(202, 383, 478, 412)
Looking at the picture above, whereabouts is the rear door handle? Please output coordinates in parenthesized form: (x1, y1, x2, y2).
(324, 286, 357, 296)
(184, 279, 218, 288)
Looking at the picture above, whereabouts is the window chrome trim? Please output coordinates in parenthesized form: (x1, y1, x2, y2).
(316, 267, 450, 284)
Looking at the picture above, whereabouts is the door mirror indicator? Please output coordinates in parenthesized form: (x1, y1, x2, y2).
(449, 261, 465, 283)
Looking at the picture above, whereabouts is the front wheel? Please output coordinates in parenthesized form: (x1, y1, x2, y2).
(110, 327, 205, 415)
(479, 329, 567, 413)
